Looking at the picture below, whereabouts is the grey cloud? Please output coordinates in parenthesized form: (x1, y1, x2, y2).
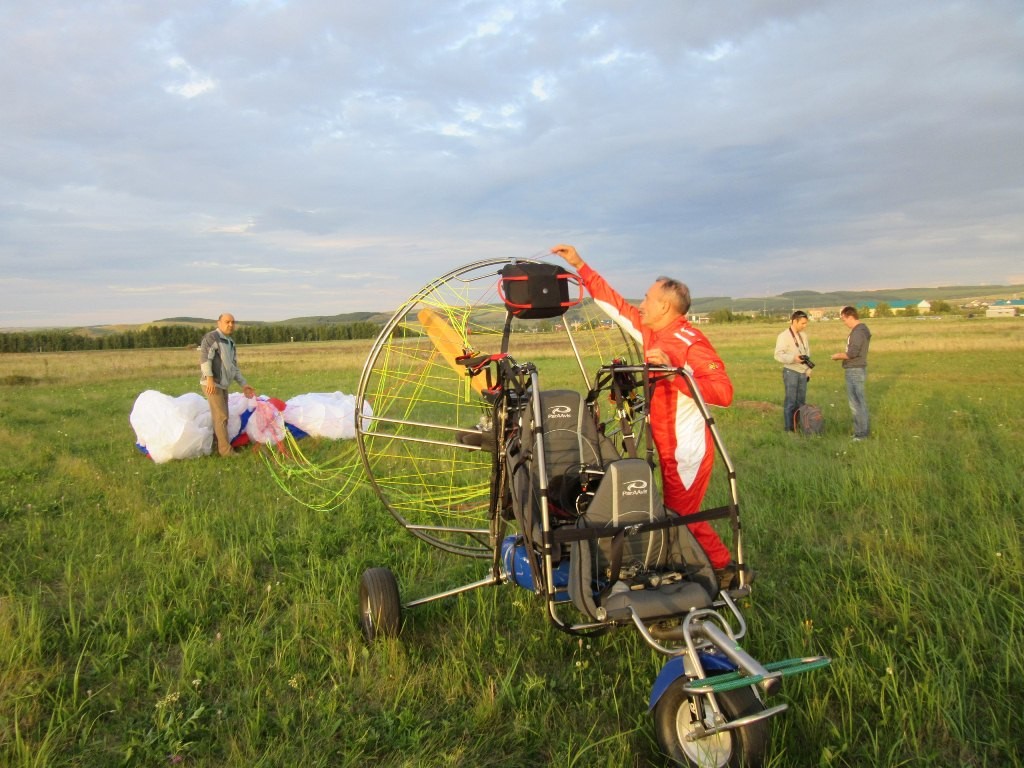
(1, 0, 1022, 326)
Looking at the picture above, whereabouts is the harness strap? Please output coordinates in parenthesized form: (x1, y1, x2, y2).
(551, 504, 734, 545)
(598, 529, 627, 600)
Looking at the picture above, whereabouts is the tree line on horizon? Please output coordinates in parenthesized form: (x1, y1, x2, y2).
(0, 321, 383, 354)
(0, 298, 978, 354)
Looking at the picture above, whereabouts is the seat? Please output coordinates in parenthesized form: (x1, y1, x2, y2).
(506, 390, 614, 538)
(565, 458, 717, 621)
(502, 389, 718, 622)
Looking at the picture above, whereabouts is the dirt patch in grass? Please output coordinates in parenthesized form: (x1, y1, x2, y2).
(0, 375, 48, 386)
(734, 400, 777, 414)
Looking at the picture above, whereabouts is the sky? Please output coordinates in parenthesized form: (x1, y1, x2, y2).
(2, 0, 1022, 328)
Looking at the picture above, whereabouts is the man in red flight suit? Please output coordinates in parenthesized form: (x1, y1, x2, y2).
(552, 244, 740, 589)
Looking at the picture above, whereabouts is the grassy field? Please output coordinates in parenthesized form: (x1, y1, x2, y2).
(1, 316, 1022, 766)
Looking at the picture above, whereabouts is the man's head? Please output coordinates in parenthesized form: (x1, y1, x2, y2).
(790, 310, 809, 332)
(840, 306, 859, 328)
(217, 313, 237, 335)
(639, 276, 691, 330)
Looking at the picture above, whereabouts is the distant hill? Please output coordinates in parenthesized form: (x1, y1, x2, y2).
(153, 317, 220, 325)
(7, 282, 1024, 334)
(150, 311, 387, 326)
(273, 311, 391, 326)
(691, 284, 1024, 314)
(8, 312, 390, 338)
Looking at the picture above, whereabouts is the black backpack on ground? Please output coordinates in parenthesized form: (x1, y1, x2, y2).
(793, 404, 825, 435)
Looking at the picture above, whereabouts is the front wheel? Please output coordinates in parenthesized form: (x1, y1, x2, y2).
(359, 567, 401, 642)
(654, 680, 769, 768)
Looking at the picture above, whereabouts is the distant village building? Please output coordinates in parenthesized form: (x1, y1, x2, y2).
(688, 313, 710, 324)
(860, 300, 930, 317)
(986, 300, 1024, 318)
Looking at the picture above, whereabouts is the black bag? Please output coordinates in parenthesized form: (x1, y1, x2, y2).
(498, 263, 582, 319)
(793, 404, 825, 435)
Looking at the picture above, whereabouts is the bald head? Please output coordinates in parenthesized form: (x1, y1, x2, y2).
(639, 277, 691, 330)
(217, 314, 236, 335)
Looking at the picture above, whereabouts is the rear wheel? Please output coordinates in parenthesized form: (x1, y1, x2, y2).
(654, 680, 769, 767)
(359, 567, 401, 642)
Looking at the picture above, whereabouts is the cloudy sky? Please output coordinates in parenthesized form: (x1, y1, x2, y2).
(2, 0, 1022, 328)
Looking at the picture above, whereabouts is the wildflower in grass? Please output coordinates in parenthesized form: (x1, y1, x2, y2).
(155, 691, 181, 710)
(523, 674, 547, 693)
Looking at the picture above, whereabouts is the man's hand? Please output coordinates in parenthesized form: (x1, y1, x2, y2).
(242, 385, 256, 399)
(646, 348, 671, 367)
(203, 377, 216, 395)
(551, 244, 585, 269)
(646, 348, 677, 379)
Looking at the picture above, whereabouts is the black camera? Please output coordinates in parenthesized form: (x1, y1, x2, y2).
(799, 354, 815, 369)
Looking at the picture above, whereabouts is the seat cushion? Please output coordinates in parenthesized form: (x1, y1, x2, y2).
(602, 580, 712, 621)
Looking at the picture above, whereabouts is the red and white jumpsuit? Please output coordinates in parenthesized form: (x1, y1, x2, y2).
(579, 265, 734, 569)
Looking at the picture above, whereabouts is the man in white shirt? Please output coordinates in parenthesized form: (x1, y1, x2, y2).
(774, 310, 812, 432)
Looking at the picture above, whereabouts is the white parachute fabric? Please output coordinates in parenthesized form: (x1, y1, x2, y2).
(132, 390, 369, 461)
(227, 392, 251, 443)
(130, 390, 213, 463)
(284, 392, 373, 439)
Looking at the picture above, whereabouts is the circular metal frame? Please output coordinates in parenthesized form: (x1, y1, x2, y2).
(355, 257, 641, 556)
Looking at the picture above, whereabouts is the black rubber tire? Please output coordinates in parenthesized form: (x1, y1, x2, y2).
(359, 567, 401, 642)
(654, 680, 769, 768)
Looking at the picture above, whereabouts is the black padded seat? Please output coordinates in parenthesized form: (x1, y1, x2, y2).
(602, 580, 712, 621)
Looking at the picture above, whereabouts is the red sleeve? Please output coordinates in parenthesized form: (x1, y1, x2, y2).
(578, 264, 647, 345)
(676, 338, 733, 407)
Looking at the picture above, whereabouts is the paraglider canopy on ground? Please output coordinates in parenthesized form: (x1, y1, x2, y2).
(130, 391, 372, 463)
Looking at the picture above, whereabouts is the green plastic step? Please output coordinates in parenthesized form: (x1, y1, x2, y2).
(682, 656, 832, 694)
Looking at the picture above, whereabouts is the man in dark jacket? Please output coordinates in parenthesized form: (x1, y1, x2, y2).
(831, 306, 871, 440)
(199, 313, 255, 456)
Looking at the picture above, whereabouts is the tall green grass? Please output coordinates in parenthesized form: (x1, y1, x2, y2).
(1, 317, 1022, 766)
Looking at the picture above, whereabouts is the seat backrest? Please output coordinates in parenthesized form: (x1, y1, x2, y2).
(531, 390, 608, 515)
(505, 389, 612, 564)
(567, 458, 717, 618)
(533, 390, 601, 464)
(573, 458, 664, 570)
